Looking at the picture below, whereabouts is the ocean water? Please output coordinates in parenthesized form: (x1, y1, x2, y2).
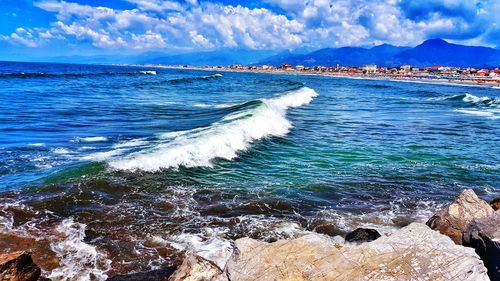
(0, 61, 499, 278)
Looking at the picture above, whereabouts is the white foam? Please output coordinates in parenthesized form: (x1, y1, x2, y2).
(52, 148, 71, 155)
(167, 232, 233, 269)
(76, 136, 108, 142)
(112, 139, 148, 148)
(159, 129, 194, 139)
(48, 218, 111, 281)
(455, 109, 500, 119)
(108, 87, 318, 171)
(193, 103, 236, 108)
(462, 93, 491, 103)
(28, 143, 45, 147)
(201, 73, 223, 79)
(82, 149, 125, 161)
(140, 70, 156, 75)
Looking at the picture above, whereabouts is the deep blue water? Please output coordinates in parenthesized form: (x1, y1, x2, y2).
(0, 61, 499, 275)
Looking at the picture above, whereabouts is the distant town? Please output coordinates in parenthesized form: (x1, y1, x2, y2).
(141, 63, 500, 87)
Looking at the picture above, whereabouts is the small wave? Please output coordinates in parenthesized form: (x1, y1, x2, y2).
(139, 70, 156, 75)
(48, 218, 111, 281)
(108, 87, 318, 171)
(193, 102, 237, 109)
(112, 139, 149, 148)
(82, 149, 125, 161)
(28, 143, 45, 147)
(75, 136, 108, 142)
(455, 109, 500, 119)
(442, 93, 499, 106)
(52, 148, 71, 155)
(166, 73, 223, 84)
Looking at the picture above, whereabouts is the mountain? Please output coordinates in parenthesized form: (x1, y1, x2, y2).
(394, 39, 500, 68)
(23, 39, 500, 67)
(257, 39, 500, 68)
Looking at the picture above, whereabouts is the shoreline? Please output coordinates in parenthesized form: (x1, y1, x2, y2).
(2, 189, 498, 280)
(131, 64, 500, 89)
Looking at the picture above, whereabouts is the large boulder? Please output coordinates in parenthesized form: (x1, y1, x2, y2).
(167, 223, 489, 281)
(0, 251, 41, 281)
(426, 189, 494, 244)
(464, 212, 500, 281)
(345, 228, 381, 243)
(221, 223, 487, 281)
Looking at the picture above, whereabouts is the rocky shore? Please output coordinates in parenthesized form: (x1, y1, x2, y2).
(1, 189, 498, 281)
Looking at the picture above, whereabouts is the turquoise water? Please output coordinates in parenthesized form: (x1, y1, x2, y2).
(0, 61, 499, 275)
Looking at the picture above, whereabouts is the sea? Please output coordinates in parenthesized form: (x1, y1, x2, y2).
(0, 61, 498, 279)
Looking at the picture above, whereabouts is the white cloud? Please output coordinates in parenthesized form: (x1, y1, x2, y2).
(2, 0, 498, 51)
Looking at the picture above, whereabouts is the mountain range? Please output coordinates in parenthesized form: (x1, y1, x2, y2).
(29, 39, 500, 68)
(258, 39, 500, 68)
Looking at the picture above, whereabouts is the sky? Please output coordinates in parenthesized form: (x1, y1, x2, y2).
(0, 0, 499, 59)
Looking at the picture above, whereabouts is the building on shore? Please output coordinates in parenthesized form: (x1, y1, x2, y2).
(362, 64, 377, 74)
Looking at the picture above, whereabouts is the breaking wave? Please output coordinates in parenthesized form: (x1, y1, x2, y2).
(443, 93, 499, 106)
(107, 86, 318, 172)
(439, 93, 500, 119)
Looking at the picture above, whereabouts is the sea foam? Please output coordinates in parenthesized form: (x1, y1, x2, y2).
(108, 86, 318, 172)
(48, 218, 111, 281)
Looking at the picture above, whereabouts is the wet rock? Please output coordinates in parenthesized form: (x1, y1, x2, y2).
(0, 251, 41, 281)
(168, 254, 227, 281)
(106, 267, 177, 281)
(426, 189, 494, 244)
(490, 197, 500, 211)
(464, 212, 500, 281)
(345, 228, 381, 243)
(225, 223, 488, 281)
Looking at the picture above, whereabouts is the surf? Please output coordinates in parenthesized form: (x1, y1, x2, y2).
(107, 86, 318, 172)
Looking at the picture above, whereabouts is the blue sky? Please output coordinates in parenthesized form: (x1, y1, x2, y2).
(1, 0, 499, 59)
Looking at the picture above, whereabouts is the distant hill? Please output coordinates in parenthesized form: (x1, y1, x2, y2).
(394, 39, 500, 68)
(258, 39, 500, 68)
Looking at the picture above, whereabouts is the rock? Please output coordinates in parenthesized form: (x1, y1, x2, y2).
(426, 189, 494, 244)
(345, 228, 381, 243)
(0, 251, 41, 281)
(225, 223, 488, 281)
(168, 253, 227, 281)
(106, 267, 177, 281)
(464, 212, 500, 281)
(490, 197, 500, 211)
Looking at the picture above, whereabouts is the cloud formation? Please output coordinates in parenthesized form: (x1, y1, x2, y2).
(2, 0, 499, 53)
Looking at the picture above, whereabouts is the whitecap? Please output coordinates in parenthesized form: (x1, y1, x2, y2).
(455, 109, 500, 119)
(81, 149, 125, 161)
(193, 103, 236, 109)
(28, 143, 45, 147)
(139, 70, 156, 75)
(462, 93, 492, 103)
(108, 87, 318, 172)
(52, 148, 71, 155)
(112, 139, 149, 149)
(76, 136, 108, 142)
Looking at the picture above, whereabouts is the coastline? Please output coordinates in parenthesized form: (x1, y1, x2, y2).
(2, 189, 498, 280)
(127, 64, 500, 89)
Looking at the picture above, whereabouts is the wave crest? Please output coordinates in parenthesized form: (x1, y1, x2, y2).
(108, 86, 318, 172)
(444, 93, 499, 106)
